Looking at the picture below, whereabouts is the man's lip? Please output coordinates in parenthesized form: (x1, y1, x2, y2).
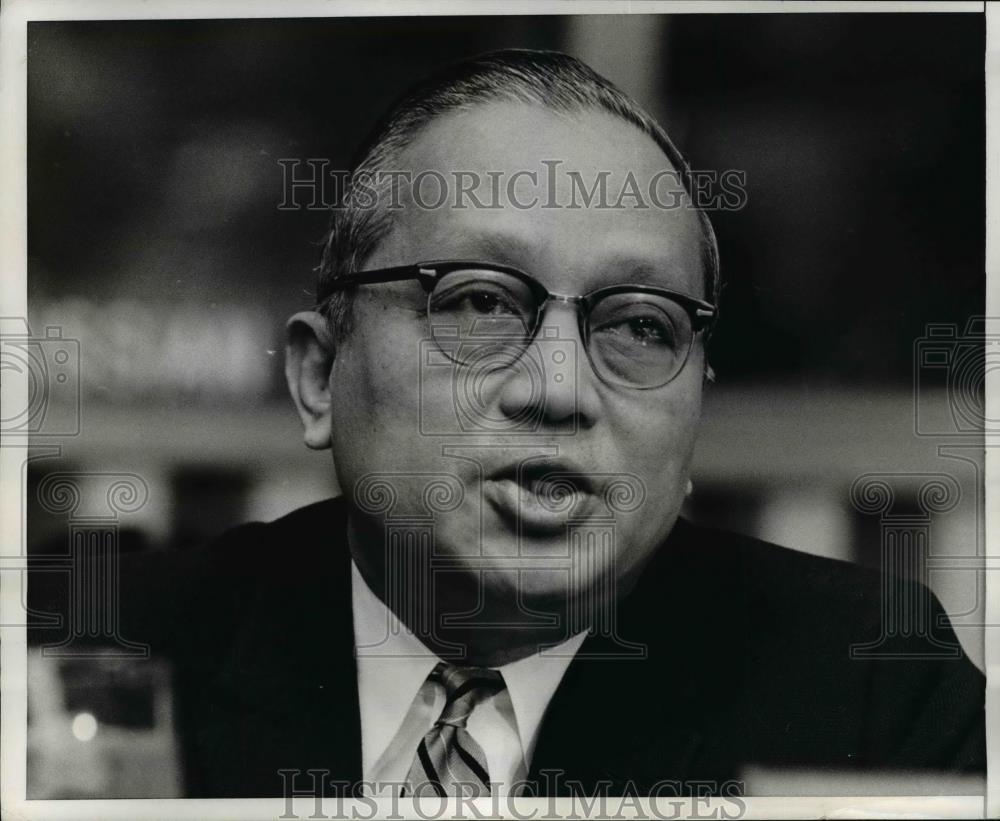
(483, 460, 600, 534)
(485, 460, 597, 495)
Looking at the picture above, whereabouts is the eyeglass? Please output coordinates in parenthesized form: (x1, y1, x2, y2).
(326, 260, 717, 389)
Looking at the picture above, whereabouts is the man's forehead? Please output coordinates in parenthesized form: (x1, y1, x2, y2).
(398, 100, 679, 185)
(376, 101, 705, 295)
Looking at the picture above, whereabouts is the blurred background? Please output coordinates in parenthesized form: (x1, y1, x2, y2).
(22, 12, 984, 797)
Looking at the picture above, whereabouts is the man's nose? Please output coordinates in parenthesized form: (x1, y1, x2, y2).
(495, 302, 599, 432)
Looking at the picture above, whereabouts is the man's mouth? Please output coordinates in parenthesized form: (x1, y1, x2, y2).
(483, 460, 598, 534)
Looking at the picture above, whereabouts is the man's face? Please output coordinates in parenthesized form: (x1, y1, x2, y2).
(326, 101, 707, 614)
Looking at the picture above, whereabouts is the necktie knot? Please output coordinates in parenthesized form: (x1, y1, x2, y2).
(430, 662, 504, 728)
(433, 662, 504, 702)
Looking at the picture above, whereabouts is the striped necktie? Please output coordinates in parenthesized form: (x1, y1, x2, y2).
(404, 662, 505, 797)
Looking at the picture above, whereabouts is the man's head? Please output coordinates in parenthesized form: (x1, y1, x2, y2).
(286, 49, 720, 657)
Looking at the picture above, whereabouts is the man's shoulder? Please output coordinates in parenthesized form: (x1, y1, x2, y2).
(164, 498, 353, 663)
(214, 496, 346, 546)
(666, 517, 882, 608)
(149, 499, 349, 642)
(28, 498, 350, 661)
(654, 517, 952, 654)
(199, 497, 347, 572)
(616, 520, 987, 777)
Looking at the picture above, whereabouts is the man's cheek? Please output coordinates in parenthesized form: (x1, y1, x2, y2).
(361, 347, 423, 423)
(414, 361, 472, 435)
(626, 428, 695, 483)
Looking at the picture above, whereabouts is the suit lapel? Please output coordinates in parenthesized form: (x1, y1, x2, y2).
(189, 501, 363, 796)
(528, 519, 742, 793)
(528, 634, 707, 793)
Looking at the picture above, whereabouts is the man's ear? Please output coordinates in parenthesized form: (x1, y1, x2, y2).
(285, 311, 336, 450)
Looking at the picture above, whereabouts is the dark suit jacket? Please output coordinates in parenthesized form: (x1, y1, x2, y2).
(28, 498, 985, 797)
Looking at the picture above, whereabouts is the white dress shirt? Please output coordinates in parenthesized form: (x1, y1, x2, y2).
(351, 561, 587, 794)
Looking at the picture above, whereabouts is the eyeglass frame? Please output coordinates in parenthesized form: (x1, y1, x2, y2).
(324, 260, 719, 389)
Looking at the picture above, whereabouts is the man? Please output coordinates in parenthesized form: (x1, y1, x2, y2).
(29, 49, 985, 798)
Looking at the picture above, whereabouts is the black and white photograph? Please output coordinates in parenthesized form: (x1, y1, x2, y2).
(0, 2, 994, 818)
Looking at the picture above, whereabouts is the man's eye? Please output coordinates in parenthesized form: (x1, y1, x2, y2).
(470, 292, 501, 313)
(601, 314, 675, 347)
(454, 289, 520, 316)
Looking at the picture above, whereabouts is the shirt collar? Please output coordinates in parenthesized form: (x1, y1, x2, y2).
(499, 627, 588, 765)
(351, 562, 439, 778)
(350, 560, 586, 770)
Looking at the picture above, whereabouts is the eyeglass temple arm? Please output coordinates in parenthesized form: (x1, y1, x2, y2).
(327, 265, 439, 290)
(692, 305, 717, 331)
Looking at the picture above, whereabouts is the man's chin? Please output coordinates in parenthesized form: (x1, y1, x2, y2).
(446, 562, 618, 623)
(438, 514, 636, 599)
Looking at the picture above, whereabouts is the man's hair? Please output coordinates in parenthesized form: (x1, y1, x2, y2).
(314, 48, 721, 340)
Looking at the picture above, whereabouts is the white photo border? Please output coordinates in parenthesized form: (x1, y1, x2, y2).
(0, 1, 991, 818)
